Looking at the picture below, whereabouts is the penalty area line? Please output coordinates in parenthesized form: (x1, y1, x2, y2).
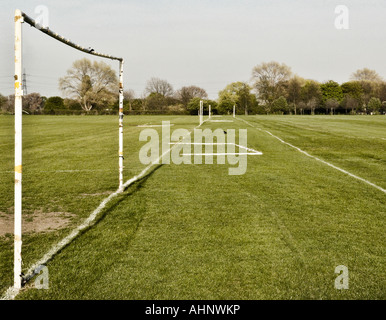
(236, 117, 386, 194)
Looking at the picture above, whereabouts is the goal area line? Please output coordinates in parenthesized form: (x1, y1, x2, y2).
(169, 142, 263, 156)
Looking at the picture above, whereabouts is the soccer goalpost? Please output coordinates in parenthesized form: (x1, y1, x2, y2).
(13, 9, 124, 290)
(199, 100, 204, 125)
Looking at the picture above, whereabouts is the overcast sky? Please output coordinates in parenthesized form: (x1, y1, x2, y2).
(1, 0, 385, 99)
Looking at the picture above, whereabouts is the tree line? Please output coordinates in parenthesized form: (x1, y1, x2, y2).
(1, 59, 385, 115)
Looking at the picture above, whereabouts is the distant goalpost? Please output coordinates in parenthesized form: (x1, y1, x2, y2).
(13, 9, 124, 290)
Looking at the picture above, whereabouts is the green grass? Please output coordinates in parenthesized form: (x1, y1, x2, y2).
(0, 115, 384, 299)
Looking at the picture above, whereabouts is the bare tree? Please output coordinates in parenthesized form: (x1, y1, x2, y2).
(306, 97, 318, 115)
(341, 96, 358, 114)
(252, 61, 292, 110)
(351, 68, 383, 83)
(298, 101, 306, 115)
(22, 93, 43, 113)
(59, 58, 118, 112)
(1, 94, 15, 113)
(145, 77, 174, 97)
(175, 86, 208, 107)
(325, 98, 339, 115)
(0, 93, 7, 112)
(285, 76, 305, 115)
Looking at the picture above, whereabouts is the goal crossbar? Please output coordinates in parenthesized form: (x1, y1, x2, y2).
(13, 9, 125, 291)
(20, 11, 123, 62)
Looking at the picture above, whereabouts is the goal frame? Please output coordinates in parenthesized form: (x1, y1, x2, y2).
(13, 9, 125, 290)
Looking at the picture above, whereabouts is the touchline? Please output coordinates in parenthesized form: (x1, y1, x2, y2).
(138, 121, 263, 176)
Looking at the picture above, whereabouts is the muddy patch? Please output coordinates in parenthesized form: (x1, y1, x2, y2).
(0, 210, 75, 236)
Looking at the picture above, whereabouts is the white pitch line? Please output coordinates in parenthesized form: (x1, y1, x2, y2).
(137, 124, 175, 128)
(208, 120, 234, 123)
(236, 117, 386, 194)
(1, 120, 206, 300)
(1, 169, 119, 174)
(170, 142, 263, 156)
(181, 153, 260, 156)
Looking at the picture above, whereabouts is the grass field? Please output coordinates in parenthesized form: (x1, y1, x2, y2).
(0, 114, 385, 300)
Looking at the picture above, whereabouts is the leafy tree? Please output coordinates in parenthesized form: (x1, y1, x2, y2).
(320, 81, 343, 103)
(218, 90, 237, 115)
(378, 82, 386, 103)
(187, 97, 217, 115)
(341, 81, 363, 114)
(44, 96, 65, 114)
(358, 80, 379, 110)
(367, 97, 381, 114)
(64, 98, 82, 111)
(59, 58, 118, 112)
(300, 80, 322, 115)
(252, 61, 292, 112)
(272, 96, 289, 114)
(175, 86, 208, 108)
(131, 98, 145, 111)
(341, 81, 363, 99)
(218, 82, 255, 115)
(236, 82, 255, 115)
(381, 101, 386, 114)
(144, 92, 167, 111)
(320, 81, 343, 114)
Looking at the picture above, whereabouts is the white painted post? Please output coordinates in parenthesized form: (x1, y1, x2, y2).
(233, 105, 236, 118)
(209, 105, 211, 119)
(118, 59, 124, 190)
(14, 9, 23, 290)
(200, 100, 203, 125)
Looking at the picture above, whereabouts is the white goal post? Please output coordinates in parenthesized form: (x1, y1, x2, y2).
(199, 100, 204, 125)
(13, 9, 125, 290)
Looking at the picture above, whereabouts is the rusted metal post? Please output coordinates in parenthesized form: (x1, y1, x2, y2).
(14, 9, 23, 290)
(118, 60, 124, 190)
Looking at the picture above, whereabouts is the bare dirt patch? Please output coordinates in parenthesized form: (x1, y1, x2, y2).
(0, 210, 75, 237)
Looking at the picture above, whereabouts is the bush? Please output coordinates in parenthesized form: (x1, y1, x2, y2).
(43, 96, 65, 114)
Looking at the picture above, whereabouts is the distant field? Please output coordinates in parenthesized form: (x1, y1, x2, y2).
(0, 115, 384, 299)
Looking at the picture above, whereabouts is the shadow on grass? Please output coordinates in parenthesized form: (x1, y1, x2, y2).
(22, 164, 163, 287)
